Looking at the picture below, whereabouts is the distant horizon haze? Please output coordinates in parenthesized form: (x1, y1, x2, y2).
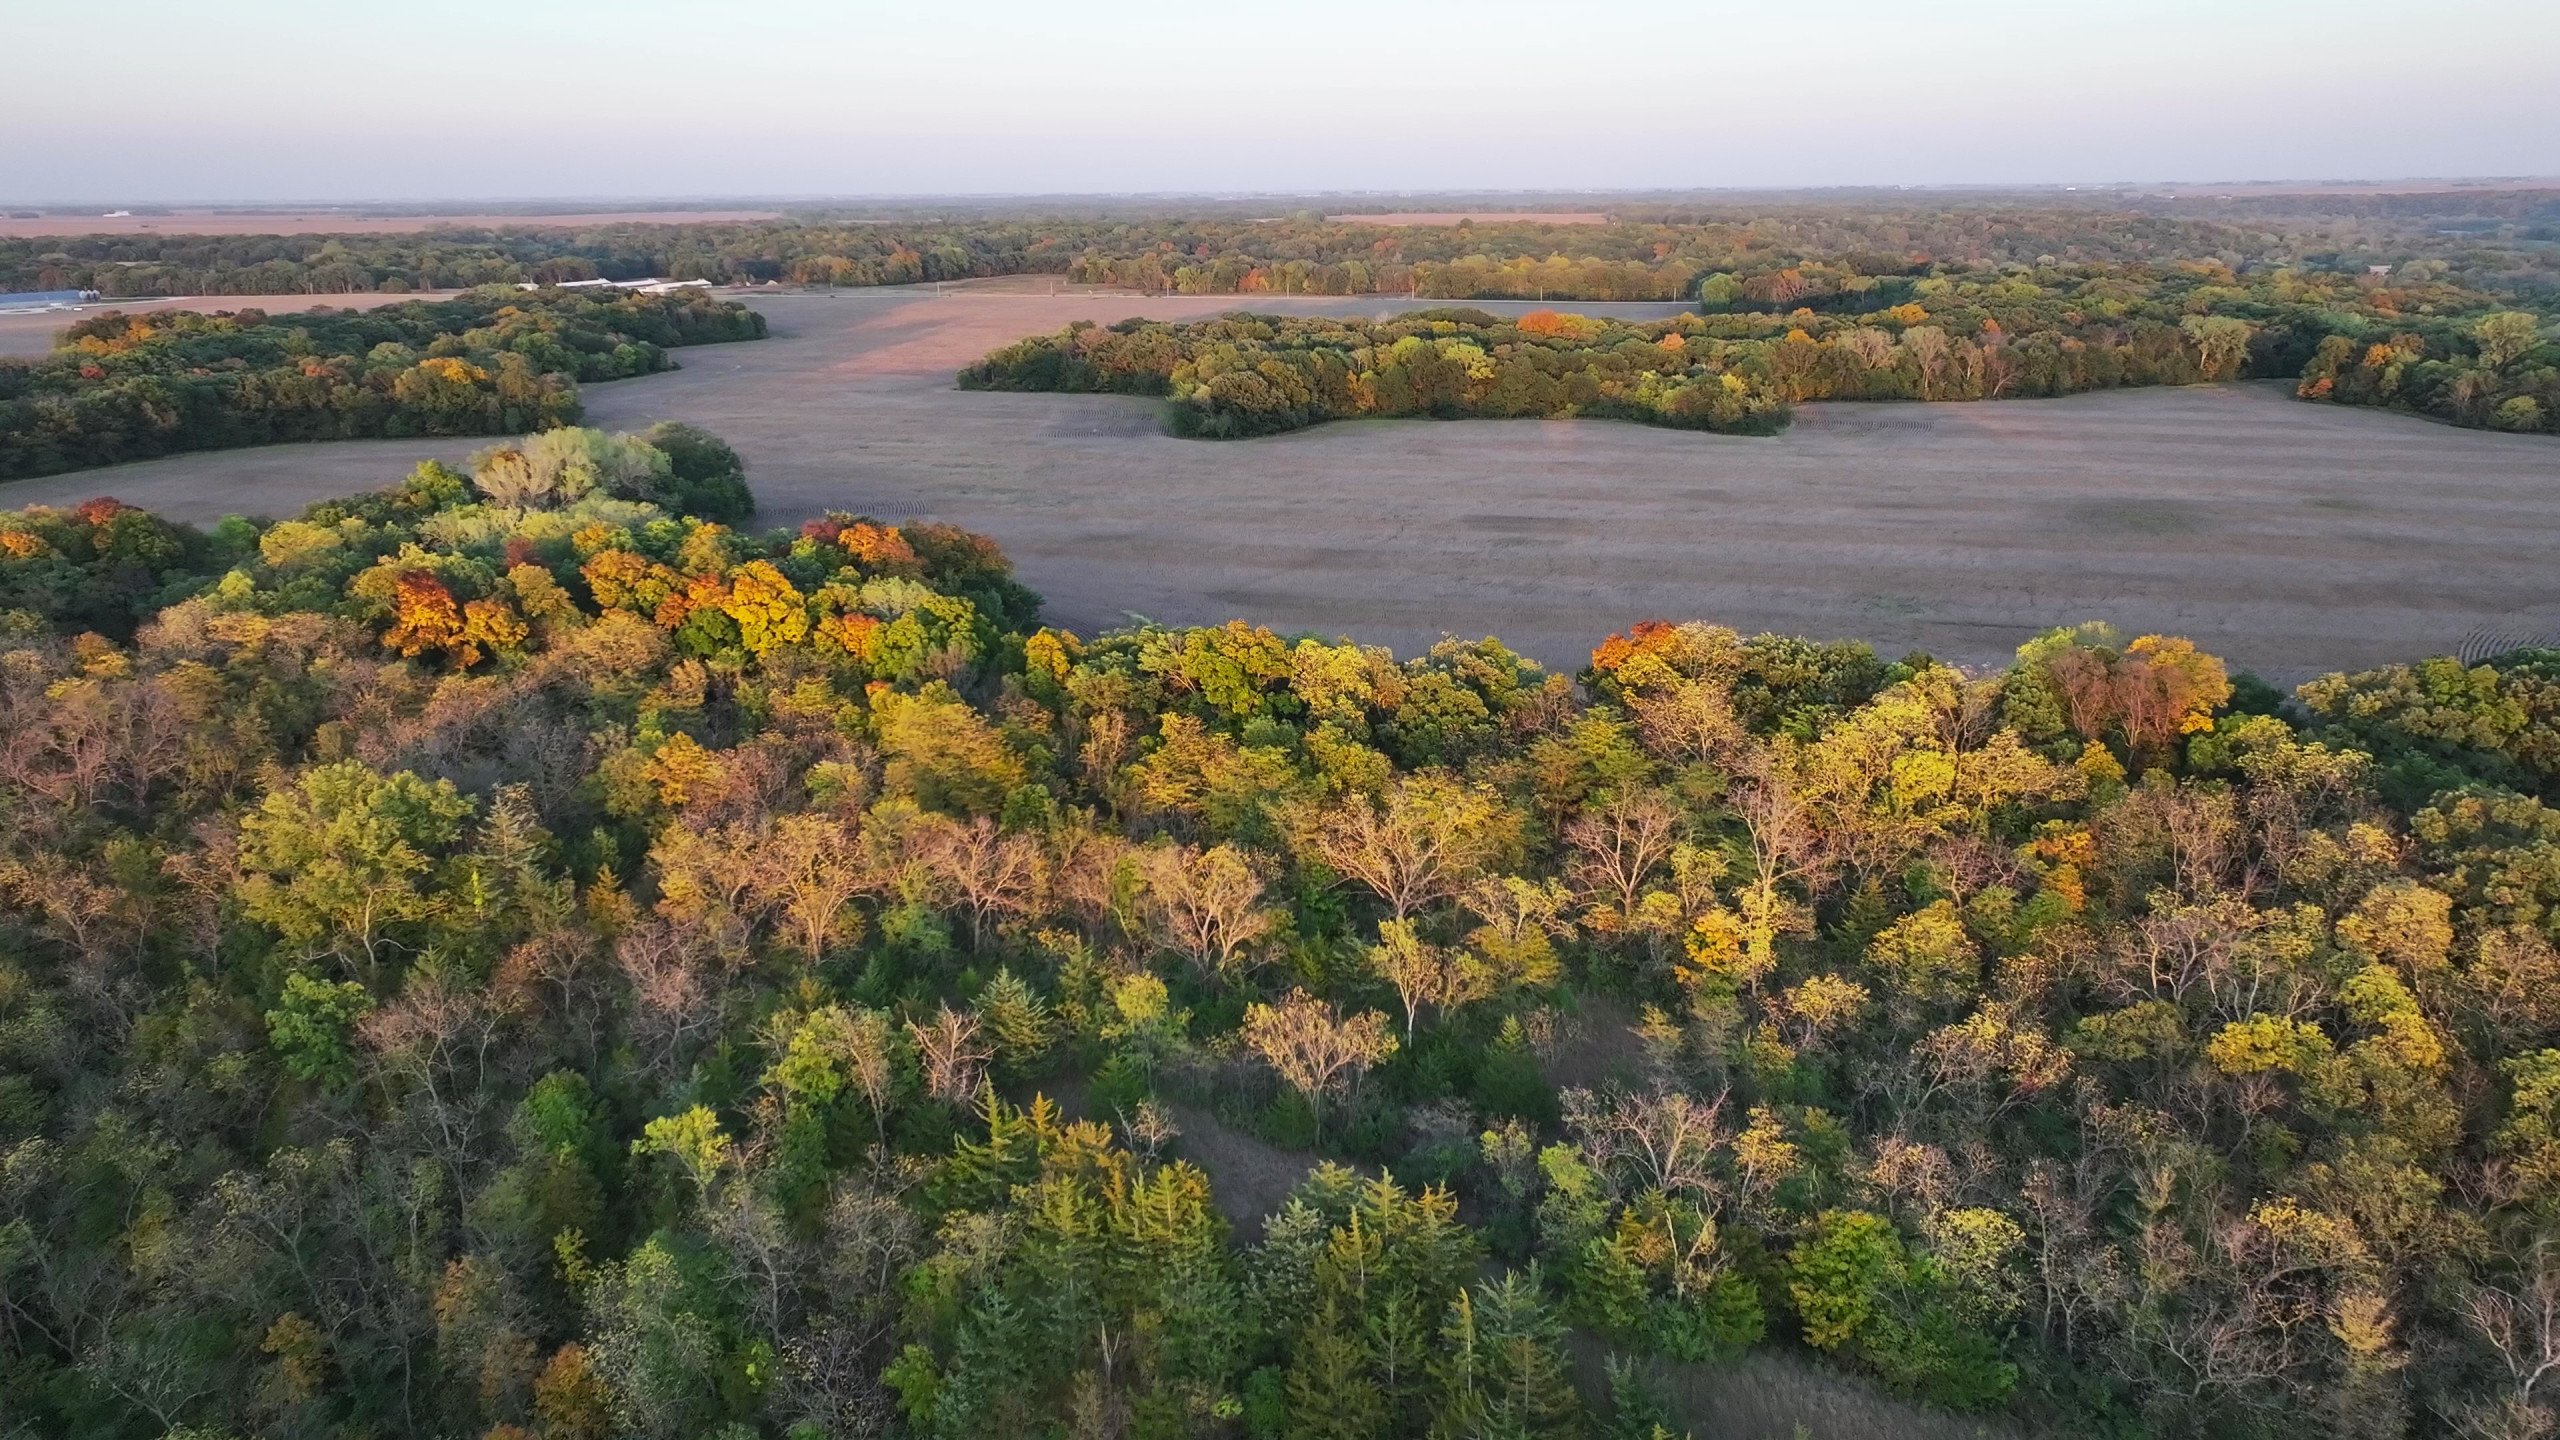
(8, 180, 2560, 213)
(6, 0, 2557, 206)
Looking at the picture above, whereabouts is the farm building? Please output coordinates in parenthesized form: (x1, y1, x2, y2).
(0, 289, 103, 313)
(514, 277, 712, 294)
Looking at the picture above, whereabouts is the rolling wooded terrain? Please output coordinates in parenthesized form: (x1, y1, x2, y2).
(3, 435, 2560, 1439)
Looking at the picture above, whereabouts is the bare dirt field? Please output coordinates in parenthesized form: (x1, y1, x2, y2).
(0, 292, 473, 357)
(1328, 211, 1611, 225)
(9, 288, 2558, 684)
(0, 210, 778, 238)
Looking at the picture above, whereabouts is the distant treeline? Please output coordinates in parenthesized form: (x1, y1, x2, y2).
(10, 206, 2552, 305)
(960, 264, 2559, 438)
(0, 288, 767, 480)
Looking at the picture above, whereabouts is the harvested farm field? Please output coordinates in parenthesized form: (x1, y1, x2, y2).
(9, 287, 2558, 684)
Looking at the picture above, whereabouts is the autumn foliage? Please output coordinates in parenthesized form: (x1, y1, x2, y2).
(1, 288, 766, 481)
(8, 430, 2560, 1440)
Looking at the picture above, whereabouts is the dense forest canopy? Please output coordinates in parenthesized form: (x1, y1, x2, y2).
(3, 434, 2560, 1440)
(5, 198, 2553, 307)
(963, 261, 2560, 438)
(0, 289, 768, 480)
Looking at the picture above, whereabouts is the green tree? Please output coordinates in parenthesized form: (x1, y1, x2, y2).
(1429, 1270, 1583, 1440)
(236, 761, 475, 974)
(2476, 311, 2544, 369)
(264, 971, 374, 1084)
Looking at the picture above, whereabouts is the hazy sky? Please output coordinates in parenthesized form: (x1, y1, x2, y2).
(7, 0, 2557, 203)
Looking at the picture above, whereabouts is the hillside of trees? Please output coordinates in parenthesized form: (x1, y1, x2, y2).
(964, 260, 2558, 437)
(3, 436, 2560, 1439)
(0, 289, 767, 480)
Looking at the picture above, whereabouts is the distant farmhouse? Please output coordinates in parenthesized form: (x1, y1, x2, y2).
(0, 289, 104, 314)
(515, 277, 713, 295)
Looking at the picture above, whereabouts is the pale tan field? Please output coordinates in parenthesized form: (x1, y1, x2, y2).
(9, 289, 2558, 683)
(1327, 211, 1611, 225)
(0, 210, 779, 238)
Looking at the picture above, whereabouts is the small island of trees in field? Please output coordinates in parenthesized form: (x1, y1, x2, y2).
(0, 288, 768, 481)
(3, 431, 2560, 1439)
(961, 260, 2556, 440)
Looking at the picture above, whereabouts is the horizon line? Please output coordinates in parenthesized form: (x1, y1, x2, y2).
(9, 176, 2560, 212)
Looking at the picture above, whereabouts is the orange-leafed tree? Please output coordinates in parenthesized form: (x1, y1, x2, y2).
(1518, 310, 1596, 340)
(532, 1343, 612, 1440)
(839, 521, 922, 574)
(384, 571, 466, 660)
